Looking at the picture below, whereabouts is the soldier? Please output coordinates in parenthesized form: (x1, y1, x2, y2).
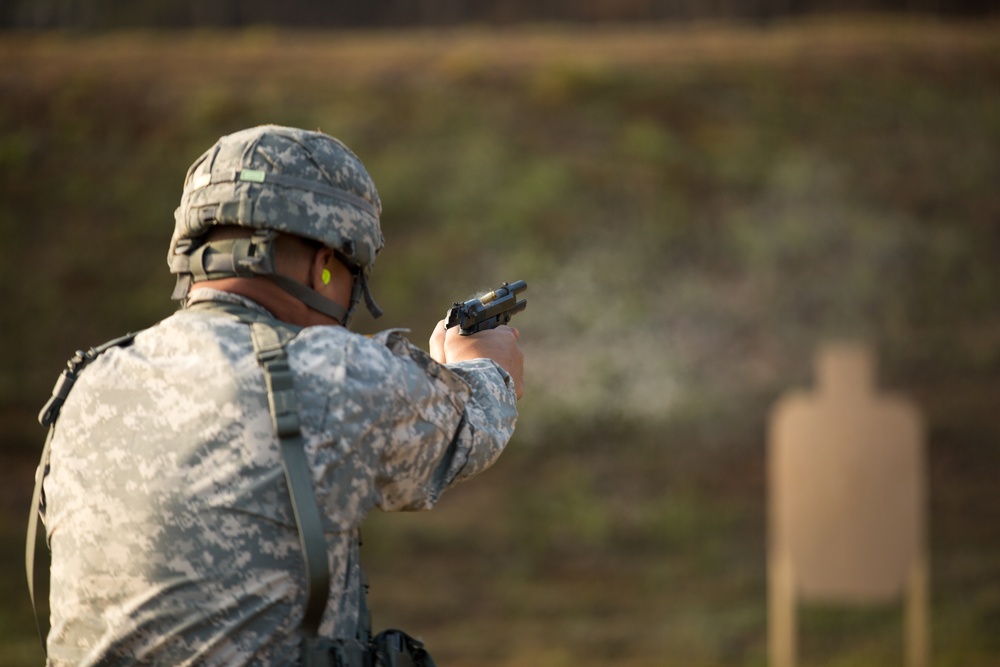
(35, 125, 523, 666)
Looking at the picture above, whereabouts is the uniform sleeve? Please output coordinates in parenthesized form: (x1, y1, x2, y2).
(368, 330, 518, 512)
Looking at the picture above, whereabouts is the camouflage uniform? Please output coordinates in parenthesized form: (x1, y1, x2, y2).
(42, 286, 517, 665)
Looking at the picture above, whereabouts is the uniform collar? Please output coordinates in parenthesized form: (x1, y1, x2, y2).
(183, 288, 276, 318)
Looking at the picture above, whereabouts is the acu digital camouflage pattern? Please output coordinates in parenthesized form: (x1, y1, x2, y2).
(171, 125, 385, 273)
(42, 289, 518, 666)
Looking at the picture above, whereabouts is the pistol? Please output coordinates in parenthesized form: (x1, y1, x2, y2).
(445, 280, 528, 335)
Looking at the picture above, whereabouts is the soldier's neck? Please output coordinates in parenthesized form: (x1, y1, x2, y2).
(191, 279, 343, 328)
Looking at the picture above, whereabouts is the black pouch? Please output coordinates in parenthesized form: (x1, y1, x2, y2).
(315, 629, 436, 667)
(371, 629, 437, 667)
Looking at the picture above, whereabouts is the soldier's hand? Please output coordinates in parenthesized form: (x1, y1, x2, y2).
(430, 319, 524, 400)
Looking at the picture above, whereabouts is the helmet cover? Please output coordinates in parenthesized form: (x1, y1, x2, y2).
(171, 125, 384, 274)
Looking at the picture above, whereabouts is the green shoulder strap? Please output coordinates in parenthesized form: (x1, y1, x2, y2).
(248, 321, 333, 650)
(243, 315, 375, 666)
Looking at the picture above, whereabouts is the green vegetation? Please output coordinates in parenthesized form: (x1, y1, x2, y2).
(2, 18, 998, 666)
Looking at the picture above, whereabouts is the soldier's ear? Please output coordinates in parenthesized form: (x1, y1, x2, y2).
(308, 247, 334, 289)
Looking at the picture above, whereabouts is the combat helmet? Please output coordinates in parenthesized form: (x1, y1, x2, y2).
(168, 125, 384, 327)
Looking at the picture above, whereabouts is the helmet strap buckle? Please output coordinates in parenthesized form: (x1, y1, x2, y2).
(235, 230, 279, 276)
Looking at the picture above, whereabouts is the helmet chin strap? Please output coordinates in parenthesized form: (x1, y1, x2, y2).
(169, 230, 382, 328)
(265, 273, 351, 325)
(266, 269, 382, 328)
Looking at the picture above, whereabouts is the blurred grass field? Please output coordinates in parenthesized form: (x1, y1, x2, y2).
(1, 17, 999, 666)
